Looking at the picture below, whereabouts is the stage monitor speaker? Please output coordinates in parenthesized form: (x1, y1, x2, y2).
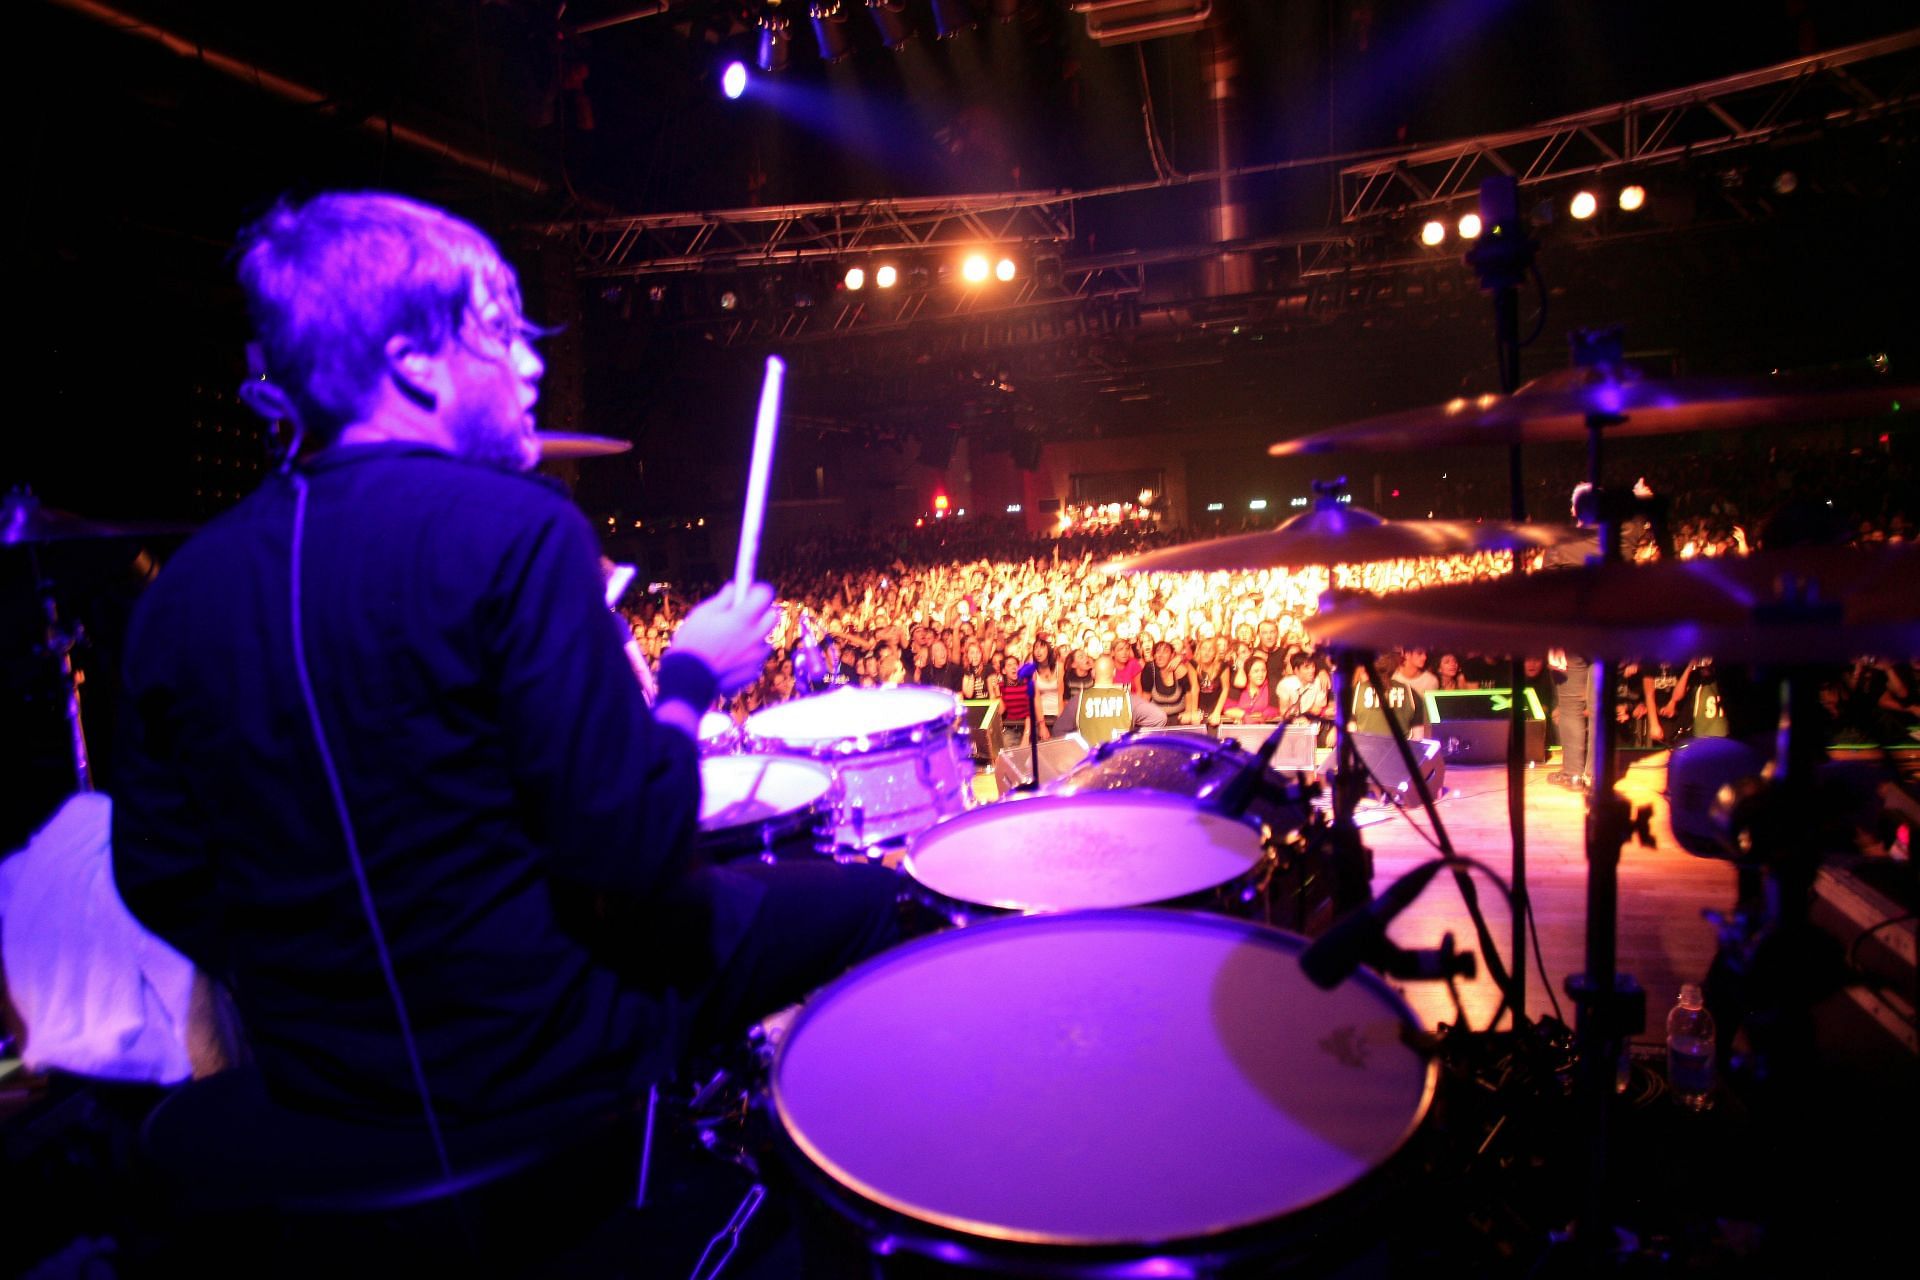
(994, 734, 1090, 793)
(1216, 722, 1320, 772)
(1422, 687, 1548, 765)
(1327, 733, 1445, 803)
(961, 699, 999, 762)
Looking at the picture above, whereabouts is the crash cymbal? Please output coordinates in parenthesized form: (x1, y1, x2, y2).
(536, 432, 633, 460)
(1, 491, 194, 546)
(1306, 544, 1919, 664)
(1105, 502, 1584, 573)
(1269, 368, 1913, 456)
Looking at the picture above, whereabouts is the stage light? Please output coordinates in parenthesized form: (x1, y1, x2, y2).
(844, 266, 866, 291)
(810, 4, 851, 63)
(933, 494, 950, 512)
(867, 0, 913, 49)
(930, 0, 976, 40)
(1570, 190, 1598, 220)
(995, 257, 1017, 282)
(1206, 502, 1224, 512)
(1618, 184, 1646, 212)
(1457, 212, 1482, 240)
(875, 264, 899, 289)
(721, 61, 748, 100)
(1419, 220, 1446, 247)
(961, 253, 991, 284)
(719, 290, 738, 311)
(756, 16, 790, 72)
(1772, 170, 1798, 196)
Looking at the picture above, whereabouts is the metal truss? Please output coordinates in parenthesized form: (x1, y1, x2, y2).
(682, 262, 1146, 348)
(1338, 28, 1920, 223)
(556, 192, 1079, 278)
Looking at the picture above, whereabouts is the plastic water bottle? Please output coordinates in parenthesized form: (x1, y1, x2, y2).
(1665, 983, 1716, 1111)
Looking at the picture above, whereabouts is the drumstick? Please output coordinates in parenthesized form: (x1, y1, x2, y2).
(734, 355, 786, 607)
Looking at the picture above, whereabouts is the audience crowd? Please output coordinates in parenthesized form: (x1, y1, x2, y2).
(615, 435, 1916, 753)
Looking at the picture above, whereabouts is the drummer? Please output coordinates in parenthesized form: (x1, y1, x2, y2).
(112, 192, 902, 1153)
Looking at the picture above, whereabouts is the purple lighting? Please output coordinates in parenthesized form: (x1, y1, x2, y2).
(721, 61, 748, 100)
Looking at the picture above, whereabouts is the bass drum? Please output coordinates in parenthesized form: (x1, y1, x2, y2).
(771, 910, 1437, 1276)
(1049, 731, 1330, 934)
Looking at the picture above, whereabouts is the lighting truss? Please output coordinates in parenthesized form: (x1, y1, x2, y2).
(1337, 29, 1920, 225)
(554, 191, 1079, 278)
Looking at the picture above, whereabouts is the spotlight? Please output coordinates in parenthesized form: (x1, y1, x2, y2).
(930, 0, 976, 40)
(961, 253, 991, 284)
(875, 264, 899, 289)
(719, 290, 739, 311)
(756, 16, 790, 72)
(995, 257, 1017, 282)
(844, 267, 866, 291)
(1772, 170, 1798, 196)
(721, 61, 748, 100)
(1569, 190, 1598, 220)
(867, 0, 913, 49)
(1617, 184, 1646, 212)
(1456, 212, 1482, 240)
(810, 4, 851, 63)
(1419, 220, 1446, 247)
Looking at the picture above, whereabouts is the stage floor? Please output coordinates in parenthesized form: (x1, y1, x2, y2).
(971, 750, 1738, 1037)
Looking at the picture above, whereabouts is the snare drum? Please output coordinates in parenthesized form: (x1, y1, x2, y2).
(695, 755, 838, 863)
(743, 687, 972, 852)
(904, 792, 1272, 923)
(771, 910, 1437, 1275)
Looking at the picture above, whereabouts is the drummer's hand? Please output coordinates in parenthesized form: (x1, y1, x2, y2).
(672, 583, 779, 694)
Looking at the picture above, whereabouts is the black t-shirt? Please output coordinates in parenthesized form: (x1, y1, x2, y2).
(113, 444, 704, 1131)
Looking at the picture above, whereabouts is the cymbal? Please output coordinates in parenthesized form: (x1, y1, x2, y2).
(1, 492, 194, 546)
(1306, 545, 1919, 664)
(1269, 368, 1914, 456)
(536, 432, 633, 460)
(1105, 503, 1584, 573)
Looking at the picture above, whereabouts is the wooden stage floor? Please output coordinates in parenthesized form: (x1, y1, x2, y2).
(968, 748, 1739, 1037)
(1369, 753, 1735, 1035)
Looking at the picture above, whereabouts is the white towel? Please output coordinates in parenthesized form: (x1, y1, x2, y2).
(0, 792, 196, 1083)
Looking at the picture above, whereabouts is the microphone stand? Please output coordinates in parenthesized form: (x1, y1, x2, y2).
(1467, 173, 1539, 1027)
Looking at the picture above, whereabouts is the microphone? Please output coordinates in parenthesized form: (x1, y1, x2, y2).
(1300, 857, 1448, 990)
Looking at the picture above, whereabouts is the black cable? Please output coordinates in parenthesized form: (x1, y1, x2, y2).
(1848, 910, 1916, 969)
(1527, 881, 1566, 1023)
(1521, 260, 1550, 348)
(1356, 664, 1518, 1010)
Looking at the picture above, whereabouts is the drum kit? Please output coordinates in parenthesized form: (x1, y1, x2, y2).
(679, 334, 1914, 1271)
(13, 350, 1912, 1272)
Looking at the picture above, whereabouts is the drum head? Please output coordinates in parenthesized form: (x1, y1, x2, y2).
(906, 793, 1265, 911)
(698, 756, 835, 833)
(773, 910, 1435, 1250)
(745, 686, 958, 751)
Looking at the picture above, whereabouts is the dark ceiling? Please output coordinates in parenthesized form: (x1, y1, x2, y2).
(15, 0, 1920, 521)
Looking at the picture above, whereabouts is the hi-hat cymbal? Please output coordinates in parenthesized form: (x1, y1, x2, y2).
(1, 492, 194, 546)
(1105, 503, 1584, 573)
(1269, 368, 1913, 456)
(536, 432, 633, 459)
(1306, 544, 1919, 664)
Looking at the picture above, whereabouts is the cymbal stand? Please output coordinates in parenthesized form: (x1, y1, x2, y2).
(1327, 649, 1374, 914)
(1564, 328, 1654, 1262)
(30, 544, 95, 792)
